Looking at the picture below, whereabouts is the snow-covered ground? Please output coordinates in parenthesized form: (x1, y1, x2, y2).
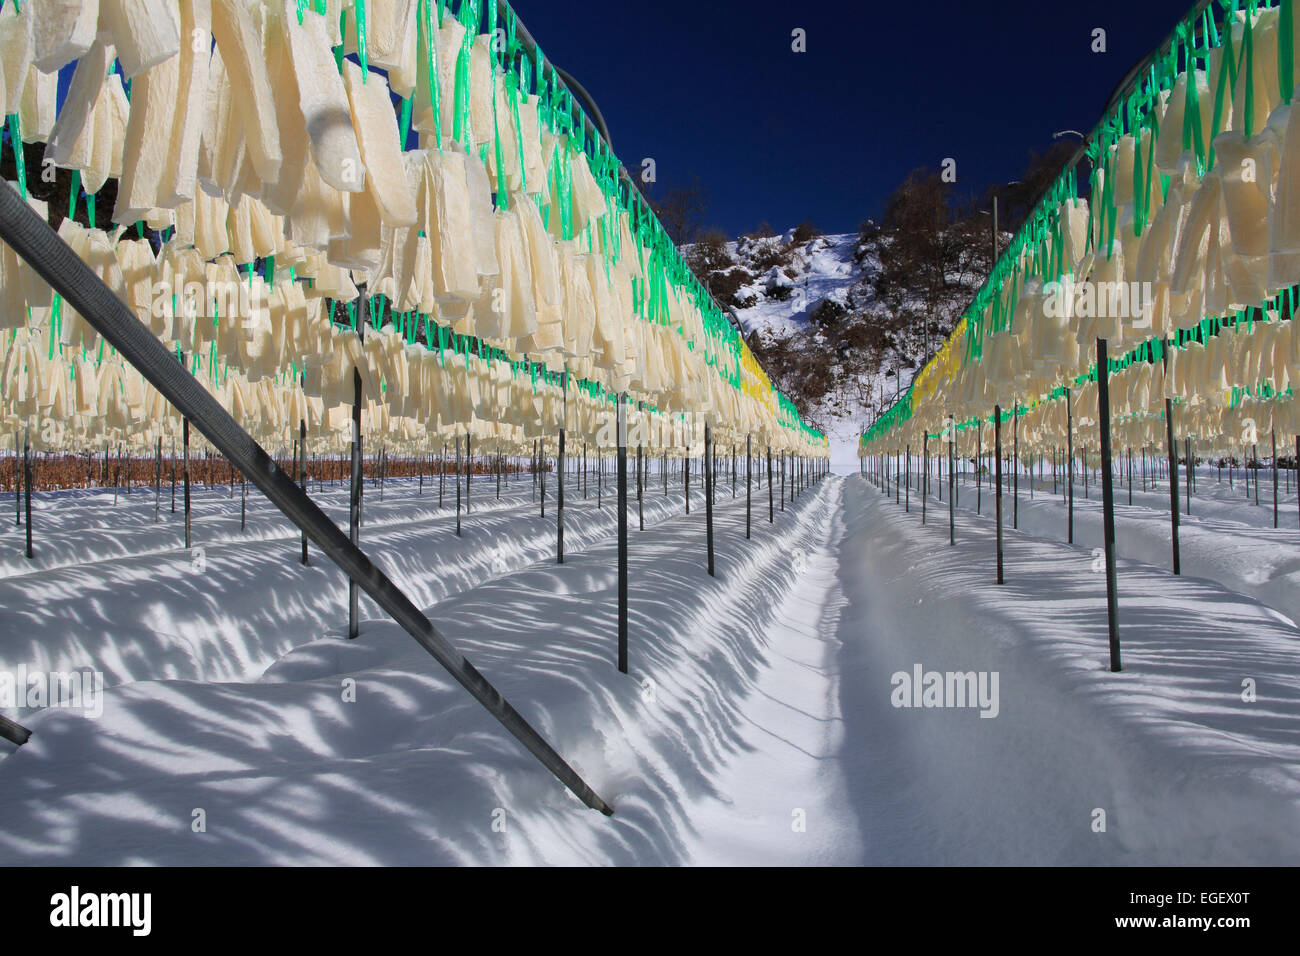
(1, 465, 1297, 865)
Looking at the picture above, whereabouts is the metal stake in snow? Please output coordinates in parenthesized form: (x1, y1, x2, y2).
(0, 178, 614, 817)
(557, 372, 567, 563)
(948, 417, 955, 546)
(349, 366, 363, 639)
(1066, 388, 1074, 545)
(617, 395, 629, 674)
(1273, 431, 1279, 529)
(1012, 406, 1018, 529)
(994, 406, 1003, 585)
(1096, 339, 1121, 672)
(23, 429, 33, 559)
(684, 446, 690, 515)
(767, 446, 773, 522)
(705, 422, 715, 577)
(746, 433, 752, 539)
(183, 417, 191, 550)
(922, 435, 928, 524)
(1163, 341, 1180, 575)
(300, 415, 308, 566)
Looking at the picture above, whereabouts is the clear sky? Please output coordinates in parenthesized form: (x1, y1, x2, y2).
(511, 0, 1203, 236)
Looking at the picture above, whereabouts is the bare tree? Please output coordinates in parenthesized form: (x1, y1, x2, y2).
(646, 174, 711, 247)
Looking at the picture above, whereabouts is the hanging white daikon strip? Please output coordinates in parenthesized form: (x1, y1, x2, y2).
(210, 0, 282, 186)
(343, 59, 417, 227)
(115, 50, 181, 224)
(46, 38, 115, 167)
(98, 0, 181, 79)
(283, 2, 365, 193)
(32, 0, 99, 73)
(157, 0, 214, 207)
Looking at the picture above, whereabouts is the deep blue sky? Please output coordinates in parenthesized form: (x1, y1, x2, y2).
(512, 0, 1197, 236)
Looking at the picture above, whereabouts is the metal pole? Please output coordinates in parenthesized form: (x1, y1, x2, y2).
(349, 368, 362, 638)
(922, 434, 928, 524)
(183, 417, 191, 550)
(994, 406, 1003, 584)
(154, 436, 161, 522)
(617, 396, 628, 673)
(746, 434, 752, 539)
(948, 418, 955, 546)
(1012, 405, 1018, 529)
(1164, 360, 1180, 573)
(768, 447, 773, 522)
(705, 422, 715, 577)
(1097, 339, 1122, 672)
(637, 442, 643, 531)
(23, 431, 33, 559)
(1066, 389, 1074, 544)
(553, 385, 564, 561)
(1273, 431, 1279, 529)
(300, 417, 308, 565)
(684, 446, 690, 514)
(0, 710, 32, 746)
(557, 374, 566, 564)
(456, 434, 462, 535)
(1254, 442, 1260, 507)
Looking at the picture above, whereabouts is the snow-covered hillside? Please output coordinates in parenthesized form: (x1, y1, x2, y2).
(729, 231, 865, 339)
(685, 227, 907, 469)
(683, 220, 991, 470)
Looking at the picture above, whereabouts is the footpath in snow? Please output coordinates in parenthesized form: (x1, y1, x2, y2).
(1, 470, 1297, 864)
